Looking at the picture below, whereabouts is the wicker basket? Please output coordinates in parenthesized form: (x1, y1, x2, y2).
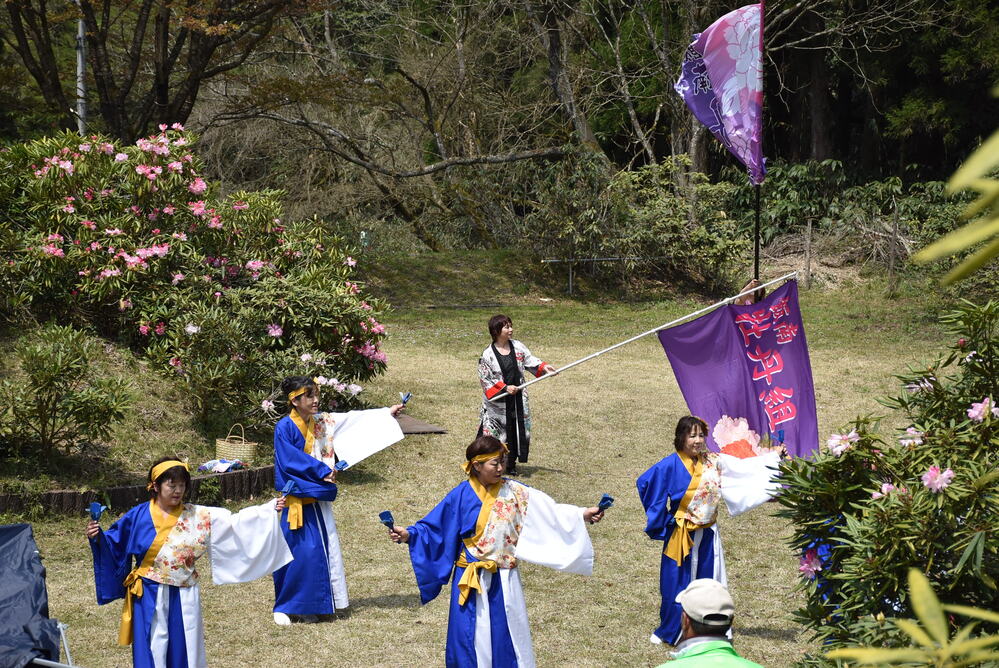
(215, 424, 258, 464)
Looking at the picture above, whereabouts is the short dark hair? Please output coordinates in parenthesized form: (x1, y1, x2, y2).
(674, 415, 708, 452)
(281, 376, 318, 410)
(466, 435, 505, 461)
(488, 314, 512, 342)
(687, 615, 731, 637)
(148, 456, 191, 499)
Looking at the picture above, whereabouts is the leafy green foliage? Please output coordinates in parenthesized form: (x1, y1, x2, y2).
(777, 300, 999, 663)
(521, 150, 747, 292)
(0, 325, 130, 457)
(827, 569, 999, 667)
(0, 129, 389, 425)
(915, 107, 999, 284)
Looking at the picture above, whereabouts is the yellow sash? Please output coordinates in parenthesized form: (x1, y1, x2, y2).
(118, 501, 182, 645)
(455, 476, 502, 606)
(663, 452, 714, 566)
(285, 411, 319, 530)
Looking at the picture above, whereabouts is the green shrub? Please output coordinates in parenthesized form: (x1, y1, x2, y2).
(0, 325, 130, 457)
(778, 300, 999, 663)
(0, 128, 389, 424)
(521, 150, 747, 292)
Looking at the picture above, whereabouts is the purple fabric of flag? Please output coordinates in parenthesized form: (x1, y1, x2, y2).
(658, 281, 817, 458)
(674, 3, 765, 185)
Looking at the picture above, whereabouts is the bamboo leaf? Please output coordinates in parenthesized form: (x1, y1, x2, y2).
(827, 647, 930, 664)
(941, 235, 999, 285)
(949, 634, 999, 655)
(895, 619, 936, 649)
(949, 129, 999, 191)
(912, 214, 999, 263)
(908, 569, 948, 645)
(944, 605, 999, 624)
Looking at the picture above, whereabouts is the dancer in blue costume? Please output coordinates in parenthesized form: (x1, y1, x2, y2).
(637, 416, 782, 646)
(86, 457, 291, 667)
(388, 436, 605, 668)
(271, 375, 404, 625)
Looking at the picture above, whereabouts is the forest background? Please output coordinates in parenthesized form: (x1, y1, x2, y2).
(3, 0, 999, 279)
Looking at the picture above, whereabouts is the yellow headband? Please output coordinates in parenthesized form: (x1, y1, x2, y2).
(288, 379, 320, 402)
(462, 445, 509, 476)
(147, 460, 189, 490)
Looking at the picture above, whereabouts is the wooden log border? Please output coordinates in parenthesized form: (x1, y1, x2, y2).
(0, 466, 276, 516)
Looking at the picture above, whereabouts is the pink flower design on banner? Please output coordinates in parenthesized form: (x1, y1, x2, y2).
(798, 549, 821, 579)
(921, 465, 954, 493)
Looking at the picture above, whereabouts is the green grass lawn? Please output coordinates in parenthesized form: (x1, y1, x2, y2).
(15, 275, 952, 667)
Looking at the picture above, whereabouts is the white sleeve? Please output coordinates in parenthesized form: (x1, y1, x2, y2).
(718, 452, 782, 517)
(514, 487, 594, 576)
(326, 408, 405, 468)
(208, 500, 293, 584)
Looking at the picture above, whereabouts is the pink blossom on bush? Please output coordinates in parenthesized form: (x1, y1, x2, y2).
(154, 322, 166, 336)
(81, 219, 96, 229)
(870, 483, 896, 500)
(172, 273, 185, 285)
(261, 399, 275, 411)
(166, 161, 183, 173)
(114, 153, 128, 162)
(347, 383, 363, 396)
(171, 123, 184, 131)
(921, 465, 954, 493)
(798, 549, 822, 579)
(62, 204, 75, 213)
(246, 260, 266, 271)
(188, 177, 207, 194)
(345, 256, 356, 267)
(174, 138, 188, 147)
(967, 397, 999, 422)
(207, 216, 222, 229)
(300, 353, 313, 362)
(47, 233, 64, 242)
(99, 268, 121, 279)
(42, 244, 64, 257)
(189, 201, 207, 216)
(899, 427, 924, 447)
(138, 324, 150, 335)
(171, 232, 187, 240)
(826, 430, 859, 456)
(119, 299, 132, 311)
(232, 201, 248, 211)
(267, 324, 283, 337)
(105, 228, 123, 236)
(169, 357, 182, 368)
(78, 143, 91, 152)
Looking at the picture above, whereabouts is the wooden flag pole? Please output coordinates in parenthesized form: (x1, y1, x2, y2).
(489, 271, 798, 401)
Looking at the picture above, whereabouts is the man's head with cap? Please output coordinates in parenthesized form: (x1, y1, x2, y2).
(676, 579, 735, 638)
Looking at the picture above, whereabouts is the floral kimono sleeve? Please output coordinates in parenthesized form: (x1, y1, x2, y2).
(479, 349, 506, 399)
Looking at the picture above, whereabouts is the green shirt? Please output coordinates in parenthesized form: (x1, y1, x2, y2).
(655, 639, 765, 668)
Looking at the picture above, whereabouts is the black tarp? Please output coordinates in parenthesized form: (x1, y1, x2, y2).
(0, 524, 61, 668)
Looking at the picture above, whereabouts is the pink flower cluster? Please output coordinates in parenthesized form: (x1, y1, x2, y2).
(135, 164, 163, 180)
(798, 549, 822, 579)
(967, 397, 999, 422)
(188, 178, 207, 194)
(359, 317, 386, 335)
(34, 153, 75, 178)
(136, 135, 172, 156)
(921, 465, 954, 493)
(356, 341, 387, 364)
(826, 430, 859, 456)
(42, 244, 64, 257)
(267, 324, 283, 337)
(871, 482, 908, 500)
(899, 427, 924, 447)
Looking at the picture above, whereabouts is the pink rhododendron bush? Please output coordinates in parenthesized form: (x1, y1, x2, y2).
(776, 300, 999, 664)
(0, 129, 388, 422)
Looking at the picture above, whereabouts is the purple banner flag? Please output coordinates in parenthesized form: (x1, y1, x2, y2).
(658, 280, 817, 458)
(674, 3, 765, 185)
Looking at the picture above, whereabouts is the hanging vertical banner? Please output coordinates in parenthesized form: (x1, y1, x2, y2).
(658, 280, 817, 458)
(674, 3, 766, 185)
